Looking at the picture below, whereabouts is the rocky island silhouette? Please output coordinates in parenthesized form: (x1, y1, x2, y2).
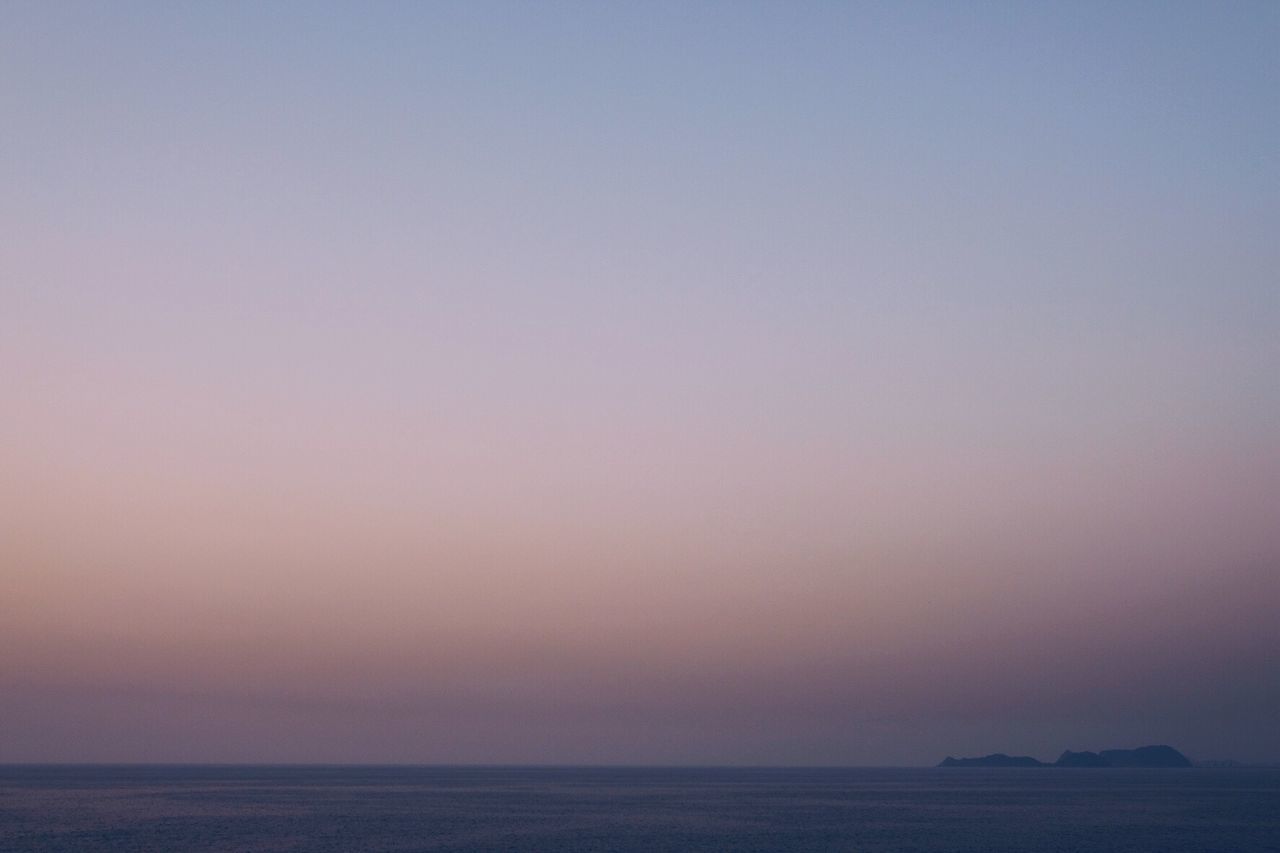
(938, 745, 1191, 768)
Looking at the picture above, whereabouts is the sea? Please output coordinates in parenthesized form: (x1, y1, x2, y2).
(1, 765, 1277, 852)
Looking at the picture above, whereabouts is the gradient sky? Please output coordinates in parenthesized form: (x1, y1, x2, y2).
(3, 1, 1278, 765)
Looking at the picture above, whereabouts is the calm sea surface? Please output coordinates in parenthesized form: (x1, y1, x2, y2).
(1, 765, 1277, 852)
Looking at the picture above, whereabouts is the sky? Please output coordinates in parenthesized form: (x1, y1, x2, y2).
(2, 1, 1278, 766)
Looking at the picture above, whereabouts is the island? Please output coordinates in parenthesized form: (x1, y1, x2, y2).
(937, 744, 1191, 768)
(938, 753, 1045, 767)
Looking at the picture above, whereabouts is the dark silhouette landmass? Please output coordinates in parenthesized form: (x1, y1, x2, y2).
(1055, 750, 1108, 767)
(1094, 745, 1193, 767)
(938, 753, 1045, 767)
(938, 744, 1191, 768)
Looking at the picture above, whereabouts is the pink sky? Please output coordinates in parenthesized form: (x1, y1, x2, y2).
(3, 1, 1278, 764)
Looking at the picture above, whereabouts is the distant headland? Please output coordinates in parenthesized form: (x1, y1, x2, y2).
(938, 744, 1192, 768)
